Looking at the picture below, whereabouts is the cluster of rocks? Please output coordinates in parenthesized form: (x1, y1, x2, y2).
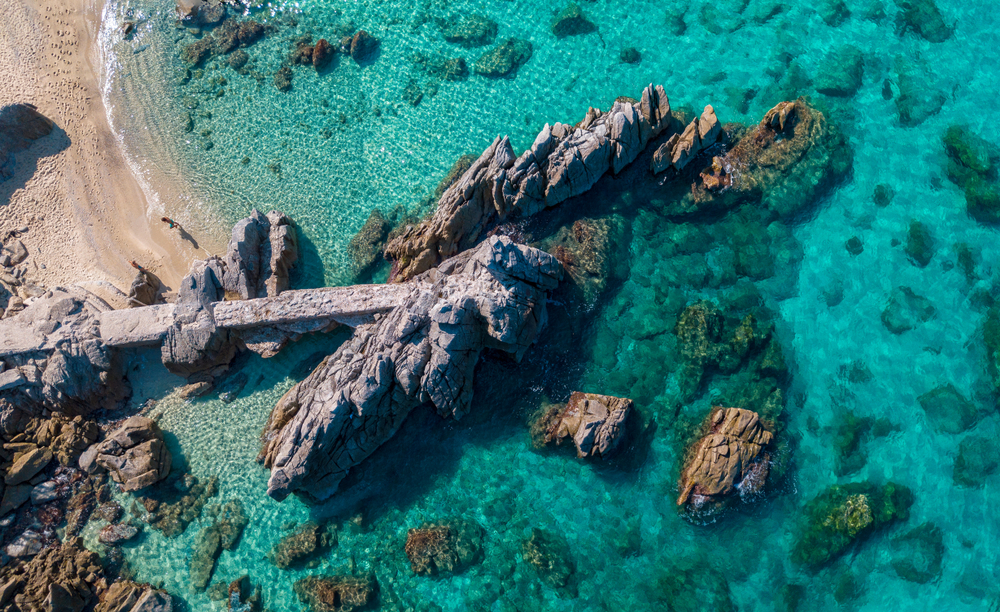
(0, 536, 171, 612)
(258, 236, 562, 501)
(385, 83, 674, 281)
(404, 519, 483, 576)
(538, 215, 625, 303)
(180, 17, 270, 67)
(942, 125, 999, 224)
(131, 473, 219, 537)
(521, 528, 576, 597)
(277, 30, 379, 91)
(676, 407, 774, 519)
(90, 416, 172, 492)
(532, 392, 633, 459)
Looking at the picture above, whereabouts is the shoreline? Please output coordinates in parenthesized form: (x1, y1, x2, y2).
(0, 0, 201, 303)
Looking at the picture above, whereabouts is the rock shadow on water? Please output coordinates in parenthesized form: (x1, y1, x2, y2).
(289, 221, 326, 289)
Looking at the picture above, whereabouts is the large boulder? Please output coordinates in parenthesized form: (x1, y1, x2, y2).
(0, 103, 55, 181)
(260, 236, 562, 501)
(535, 392, 633, 458)
(881, 286, 935, 334)
(222, 209, 298, 300)
(677, 407, 773, 519)
(94, 417, 172, 492)
(161, 257, 236, 379)
(94, 580, 173, 612)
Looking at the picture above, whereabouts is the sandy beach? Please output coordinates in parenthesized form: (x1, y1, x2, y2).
(0, 0, 198, 305)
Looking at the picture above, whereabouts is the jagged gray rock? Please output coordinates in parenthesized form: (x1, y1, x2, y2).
(223, 209, 298, 300)
(94, 416, 172, 492)
(127, 271, 160, 308)
(650, 104, 721, 174)
(161, 257, 235, 380)
(385, 84, 673, 281)
(0, 286, 128, 415)
(259, 235, 562, 501)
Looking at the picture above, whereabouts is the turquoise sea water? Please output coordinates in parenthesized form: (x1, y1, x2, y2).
(91, 0, 1000, 609)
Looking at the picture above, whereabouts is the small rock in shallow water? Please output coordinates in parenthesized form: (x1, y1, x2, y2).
(918, 383, 982, 434)
(274, 66, 292, 91)
(5, 529, 46, 557)
(404, 520, 483, 576)
(312, 38, 333, 69)
(228, 49, 249, 70)
(894, 0, 952, 42)
(349, 30, 379, 63)
(619, 46, 641, 64)
(845, 236, 863, 255)
(534, 392, 633, 459)
(881, 286, 935, 334)
(99, 523, 139, 545)
(890, 522, 944, 583)
(442, 14, 498, 48)
(522, 528, 576, 596)
(905, 220, 934, 267)
(820, 0, 851, 25)
(815, 45, 864, 97)
(873, 183, 894, 207)
(552, 3, 597, 38)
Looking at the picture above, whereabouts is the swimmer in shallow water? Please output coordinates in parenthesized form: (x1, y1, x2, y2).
(161, 217, 182, 230)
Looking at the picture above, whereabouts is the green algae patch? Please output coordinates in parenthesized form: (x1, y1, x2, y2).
(792, 481, 913, 568)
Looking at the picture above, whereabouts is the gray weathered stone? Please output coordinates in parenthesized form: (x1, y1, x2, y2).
(94, 417, 172, 492)
(260, 236, 562, 501)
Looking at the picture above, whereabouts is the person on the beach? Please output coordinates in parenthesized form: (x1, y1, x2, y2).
(161, 216, 182, 230)
(129, 260, 145, 272)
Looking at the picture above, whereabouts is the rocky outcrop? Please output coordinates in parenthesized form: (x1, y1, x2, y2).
(293, 575, 375, 612)
(677, 407, 773, 519)
(0, 286, 128, 415)
(94, 417, 172, 492)
(650, 105, 720, 174)
(161, 257, 235, 380)
(442, 14, 497, 47)
(223, 209, 298, 300)
(127, 270, 160, 307)
(688, 98, 852, 218)
(260, 236, 561, 501)
(190, 499, 248, 590)
(0, 103, 55, 181)
(94, 580, 173, 612)
(535, 392, 633, 458)
(0, 536, 102, 611)
(385, 84, 673, 281)
(404, 520, 483, 576)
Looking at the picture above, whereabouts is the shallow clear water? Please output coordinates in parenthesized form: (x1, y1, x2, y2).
(91, 0, 1000, 609)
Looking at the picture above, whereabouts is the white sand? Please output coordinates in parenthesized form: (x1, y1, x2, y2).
(0, 0, 203, 306)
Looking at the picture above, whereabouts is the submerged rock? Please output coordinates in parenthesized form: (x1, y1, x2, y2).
(522, 528, 576, 596)
(552, 3, 597, 38)
(917, 383, 982, 434)
(94, 416, 172, 492)
(814, 45, 864, 97)
(894, 58, 946, 127)
(942, 125, 1000, 224)
(135, 474, 218, 538)
(677, 407, 773, 519)
(313, 39, 333, 70)
(293, 575, 375, 612)
(386, 83, 672, 280)
(894, 0, 952, 42)
(541, 216, 625, 302)
(881, 286, 935, 334)
(890, 522, 944, 583)
(442, 14, 497, 47)
(653, 556, 735, 612)
(954, 431, 1000, 486)
(349, 30, 379, 63)
(348, 210, 391, 277)
(534, 392, 633, 458)
(792, 481, 913, 567)
(620, 47, 641, 64)
(267, 521, 336, 569)
(473, 38, 533, 78)
(274, 66, 292, 91)
(98, 523, 139, 545)
(189, 498, 248, 588)
(905, 220, 934, 267)
(259, 236, 561, 501)
(404, 520, 483, 576)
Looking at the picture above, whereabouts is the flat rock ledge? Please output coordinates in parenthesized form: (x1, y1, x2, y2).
(258, 236, 561, 501)
(677, 407, 773, 520)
